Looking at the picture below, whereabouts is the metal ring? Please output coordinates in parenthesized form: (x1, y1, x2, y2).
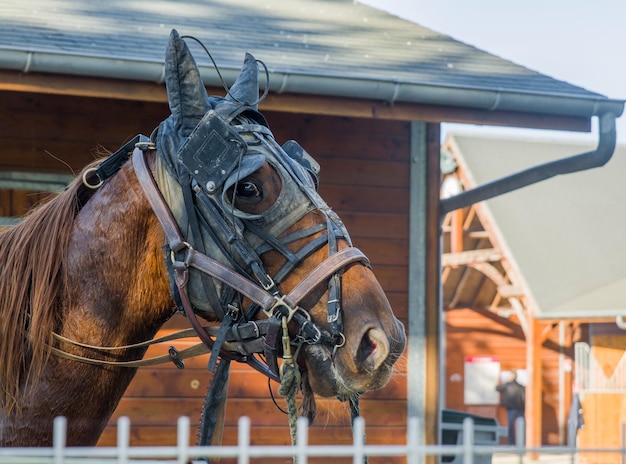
(332, 333, 346, 358)
(170, 241, 193, 265)
(82, 168, 103, 189)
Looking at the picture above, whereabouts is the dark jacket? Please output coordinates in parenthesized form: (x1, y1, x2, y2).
(496, 380, 525, 411)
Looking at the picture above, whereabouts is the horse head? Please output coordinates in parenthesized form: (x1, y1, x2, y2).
(150, 30, 406, 411)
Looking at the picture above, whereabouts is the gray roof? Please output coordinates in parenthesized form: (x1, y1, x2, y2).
(448, 133, 626, 319)
(1, 0, 622, 119)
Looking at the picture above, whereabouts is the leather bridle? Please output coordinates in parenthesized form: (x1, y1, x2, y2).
(55, 105, 372, 389)
(67, 124, 370, 385)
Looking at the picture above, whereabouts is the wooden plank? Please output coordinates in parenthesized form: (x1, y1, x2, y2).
(109, 397, 407, 427)
(268, 115, 411, 162)
(318, 158, 410, 189)
(123, 366, 407, 400)
(351, 238, 408, 267)
(320, 185, 408, 215)
(0, 138, 105, 172)
(0, 101, 164, 144)
(339, 212, 408, 240)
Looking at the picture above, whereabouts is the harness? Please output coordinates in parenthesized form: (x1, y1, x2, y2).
(55, 112, 371, 453)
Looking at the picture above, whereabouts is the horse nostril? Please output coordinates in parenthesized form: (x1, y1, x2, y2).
(356, 327, 389, 371)
(358, 330, 377, 360)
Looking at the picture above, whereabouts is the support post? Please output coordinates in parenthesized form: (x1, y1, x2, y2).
(408, 121, 441, 456)
(526, 316, 543, 457)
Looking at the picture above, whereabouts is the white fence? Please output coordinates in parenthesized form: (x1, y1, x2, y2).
(0, 415, 624, 463)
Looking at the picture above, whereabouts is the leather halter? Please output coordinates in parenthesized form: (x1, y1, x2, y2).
(131, 141, 369, 381)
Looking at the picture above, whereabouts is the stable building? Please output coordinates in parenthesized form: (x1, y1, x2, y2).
(0, 0, 623, 458)
(441, 133, 626, 454)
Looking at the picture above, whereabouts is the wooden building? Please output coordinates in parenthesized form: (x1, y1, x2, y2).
(0, 0, 623, 459)
(441, 133, 626, 451)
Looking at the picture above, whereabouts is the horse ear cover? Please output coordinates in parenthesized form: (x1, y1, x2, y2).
(226, 52, 260, 110)
(157, 29, 212, 176)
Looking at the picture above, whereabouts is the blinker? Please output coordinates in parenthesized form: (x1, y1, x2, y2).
(178, 110, 247, 194)
(282, 140, 320, 190)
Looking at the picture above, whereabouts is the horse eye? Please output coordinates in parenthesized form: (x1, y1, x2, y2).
(236, 181, 262, 199)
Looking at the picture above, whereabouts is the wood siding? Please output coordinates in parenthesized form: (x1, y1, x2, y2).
(0, 90, 410, 460)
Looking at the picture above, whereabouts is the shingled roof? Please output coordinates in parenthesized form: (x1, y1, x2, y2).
(1, 0, 622, 120)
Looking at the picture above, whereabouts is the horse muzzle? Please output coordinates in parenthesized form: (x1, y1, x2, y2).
(303, 316, 406, 397)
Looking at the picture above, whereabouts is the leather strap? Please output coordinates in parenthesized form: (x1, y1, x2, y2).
(132, 145, 187, 253)
(50, 342, 210, 368)
(53, 321, 270, 353)
(285, 248, 369, 306)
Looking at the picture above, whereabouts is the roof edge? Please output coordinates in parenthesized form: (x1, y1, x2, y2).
(1, 47, 623, 119)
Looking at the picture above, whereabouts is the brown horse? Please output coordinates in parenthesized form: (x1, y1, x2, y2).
(0, 30, 405, 447)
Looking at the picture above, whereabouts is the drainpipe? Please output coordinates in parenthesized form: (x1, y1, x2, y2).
(1, 47, 623, 120)
(440, 111, 619, 215)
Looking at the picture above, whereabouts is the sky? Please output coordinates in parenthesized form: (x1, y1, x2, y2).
(359, 0, 626, 144)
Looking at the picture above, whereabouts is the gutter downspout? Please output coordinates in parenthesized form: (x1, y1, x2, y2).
(440, 111, 620, 215)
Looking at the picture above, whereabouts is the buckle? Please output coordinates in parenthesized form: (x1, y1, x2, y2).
(168, 346, 185, 369)
(135, 141, 156, 151)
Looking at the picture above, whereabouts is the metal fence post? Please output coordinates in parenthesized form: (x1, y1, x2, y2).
(53, 416, 67, 464)
(462, 417, 474, 464)
(238, 416, 251, 464)
(177, 416, 190, 464)
(117, 416, 130, 464)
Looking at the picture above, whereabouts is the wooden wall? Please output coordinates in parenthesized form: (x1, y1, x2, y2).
(445, 308, 571, 445)
(0, 90, 410, 461)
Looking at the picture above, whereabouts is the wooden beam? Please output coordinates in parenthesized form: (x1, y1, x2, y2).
(0, 70, 593, 130)
(539, 322, 558, 344)
(526, 316, 543, 455)
(450, 208, 464, 254)
(447, 267, 472, 309)
(0, 70, 168, 102)
(497, 284, 524, 298)
(442, 248, 502, 267)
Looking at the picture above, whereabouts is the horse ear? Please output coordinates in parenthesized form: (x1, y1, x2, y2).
(226, 53, 260, 110)
(164, 29, 210, 134)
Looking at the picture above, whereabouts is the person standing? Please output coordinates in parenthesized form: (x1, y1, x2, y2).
(496, 371, 526, 445)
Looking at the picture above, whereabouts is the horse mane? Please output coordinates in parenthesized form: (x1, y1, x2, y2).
(0, 160, 101, 414)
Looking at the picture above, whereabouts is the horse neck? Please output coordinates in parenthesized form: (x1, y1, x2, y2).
(0, 158, 175, 447)
(63, 157, 174, 347)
